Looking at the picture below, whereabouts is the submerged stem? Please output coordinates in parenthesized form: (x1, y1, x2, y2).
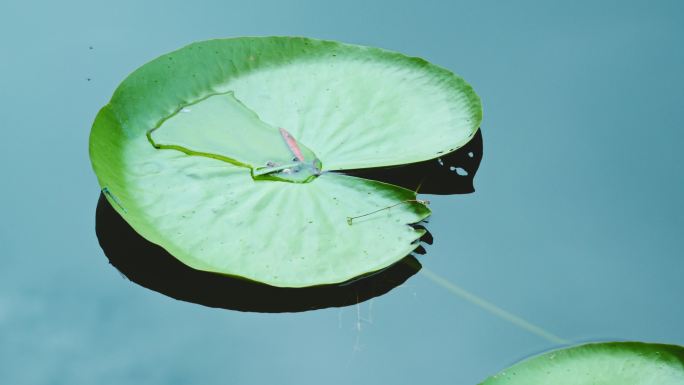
(421, 268, 570, 345)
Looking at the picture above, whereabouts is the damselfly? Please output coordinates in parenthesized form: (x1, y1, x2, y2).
(346, 199, 430, 225)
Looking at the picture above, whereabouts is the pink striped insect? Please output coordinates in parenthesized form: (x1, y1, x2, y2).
(279, 127, 304, 162)
(253, 127, 322, 178)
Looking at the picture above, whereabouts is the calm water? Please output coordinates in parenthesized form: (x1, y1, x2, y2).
(2, 1, 683, 384)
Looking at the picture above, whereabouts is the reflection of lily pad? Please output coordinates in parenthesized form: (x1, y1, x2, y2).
(480, 342, 684, 385)
(89, 37, 482, 287)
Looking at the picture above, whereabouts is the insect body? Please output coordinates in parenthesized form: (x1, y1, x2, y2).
(346, 199, 430, 225)
(279, 127, 304, 162)
(253, 128, 322, 180)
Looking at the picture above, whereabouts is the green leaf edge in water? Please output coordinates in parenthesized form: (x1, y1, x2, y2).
(480, 341, 684, 385)
(89, 36, 481, 287)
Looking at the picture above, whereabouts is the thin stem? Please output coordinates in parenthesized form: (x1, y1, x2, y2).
(421, 268, 570, 345)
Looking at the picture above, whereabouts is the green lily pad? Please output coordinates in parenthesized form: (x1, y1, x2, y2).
(89, 37, 482, 287)
(480, 342, 684, 385)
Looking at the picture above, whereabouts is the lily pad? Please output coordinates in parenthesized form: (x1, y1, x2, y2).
(89, 37, 482, 287)
(480, 342, 684, 385)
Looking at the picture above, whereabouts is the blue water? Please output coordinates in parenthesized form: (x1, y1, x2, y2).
(1, 1, 683, 384)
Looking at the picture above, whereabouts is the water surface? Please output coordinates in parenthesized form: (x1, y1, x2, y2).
(1, 1, 683, 384)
